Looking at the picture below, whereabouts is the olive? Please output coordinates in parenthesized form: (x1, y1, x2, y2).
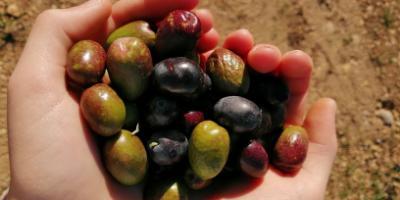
(254, 104, 286, 137)
(253, 110, 272, 137)
(156, 10, 201, 57)
(104, 130, 148, 185)
(249, 73, 289, 105)
(107, 37, 153, 100)
(184, 51, 200, 65)
(214, 96, 262, 133)
(145, 96, 179, 127)
(124, 102, 139, 131)
(106, 20, 156, 48)
(154, 57, 203, 97)
(148, 130, 188, 166)
(273, 125, 309, 173)
(183, 111, 204, 132)
(206, 48, 250, 95)
(184, 168, 212, 190)
(240, 140, 269, 178)
(183, 72, 212, 99)
(189, 120, 230, 180)
(145, 181, 188, 200)
(66, 40, 106, 87)
(269, 104, 286, 131)
(197, 72, 212, 95)
(80, 83, 125, 136)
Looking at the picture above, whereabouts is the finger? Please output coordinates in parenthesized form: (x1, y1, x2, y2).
(304, 98, 337, 148)
(247, 44, 282, 73)
(112, 0, 199, 26)
(279, 50, 313, 124)
(303, 98, 337, 179)
(223, 29, 254, 59)
(200, 50, 214, 70)
(193, 9, 213, 34)
(197, 28, 219, 53)
(59, 0, 112, 41)
(11, 0, 112, 88)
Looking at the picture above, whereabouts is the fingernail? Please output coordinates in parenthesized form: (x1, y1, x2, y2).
(255, 44, 274, 51)
(238, 28, 251, 35)
(255, 45, 281, 56)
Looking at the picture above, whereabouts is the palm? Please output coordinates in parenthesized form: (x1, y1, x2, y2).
(190, 124, 335, 200)
(255, 143, 334, 200)
(7, 0, 337, 199)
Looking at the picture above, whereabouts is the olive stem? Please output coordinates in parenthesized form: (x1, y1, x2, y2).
(131, 123, 140, 136)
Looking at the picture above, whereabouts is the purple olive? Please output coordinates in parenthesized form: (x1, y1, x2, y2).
(214, 96, 262, 133)
(273, 125, 309, 173)
(254, 104, 286, 137)
(154, 57, 203, 97)
(156, 10, 201, 57)
(183, 111, 204, 132)
(249, 73, 289, 105)
(145, 96, 179, 128)
(240, 140, 269, 178)
(148, 130, 188, 166)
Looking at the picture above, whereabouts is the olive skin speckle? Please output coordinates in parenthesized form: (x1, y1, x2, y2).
(189, 120, 230, 180)
(66, 40, 106, 87)
(273, 125, 309, 173)
(80, 83, 126, 137)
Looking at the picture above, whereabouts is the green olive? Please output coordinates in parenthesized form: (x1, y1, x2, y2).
(80, 83, 125, 136)
(145, 181, 188, 200)
(123, 102, 139, 131)
(189, 120, 230, 180)
(104, 130, 148, 185)
(206, 48, 249, 95)
(106, 20, 156, 48)
(66, 40, 106, 87)
(107, 37, 153, 100)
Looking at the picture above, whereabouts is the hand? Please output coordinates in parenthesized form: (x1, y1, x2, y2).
(192, 30, 338, 200)
(7, 0, 218, 199)
(7, 0, 337, 199)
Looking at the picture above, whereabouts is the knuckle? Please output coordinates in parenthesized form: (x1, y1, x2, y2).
(35, 9, 61, 25)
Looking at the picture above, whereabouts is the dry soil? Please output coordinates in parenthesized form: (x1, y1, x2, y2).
(0, 0, 399, 199)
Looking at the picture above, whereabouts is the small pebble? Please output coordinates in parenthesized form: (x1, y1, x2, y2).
(6, 4, 22, 17)
(325, 21, 335, 33)
(376, 109, 393, 126)
(381, 99, 395, 110)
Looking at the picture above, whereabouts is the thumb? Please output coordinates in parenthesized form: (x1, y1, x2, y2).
(302, 98, 338, 184)
(10, 0, 112, 92)
(58, 0, 112, 41)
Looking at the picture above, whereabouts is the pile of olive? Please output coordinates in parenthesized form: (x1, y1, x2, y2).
(67, 9, 309, 199)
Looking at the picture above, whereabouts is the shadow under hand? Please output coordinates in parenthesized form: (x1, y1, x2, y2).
(189, 173, 264, 200)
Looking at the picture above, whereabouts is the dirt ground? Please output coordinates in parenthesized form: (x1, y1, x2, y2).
(0, 0, 399, 199)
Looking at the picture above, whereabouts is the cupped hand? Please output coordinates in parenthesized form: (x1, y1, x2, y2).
(7, 0, 337, 200)
(7, 0, 217, 199)
(192, 30, 338, 200)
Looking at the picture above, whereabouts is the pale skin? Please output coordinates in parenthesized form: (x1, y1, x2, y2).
(7, 0, 338, 199)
